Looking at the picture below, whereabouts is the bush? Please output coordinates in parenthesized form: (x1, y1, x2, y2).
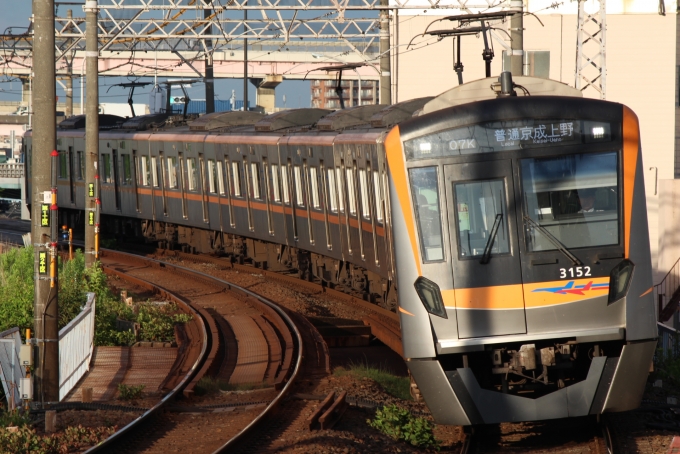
(368, 404, 440, 450)
(0, 424, 115, 454)
(0, 409, 30, 428)
(117, 384, 145, 400)
(0, 247, 35, 334)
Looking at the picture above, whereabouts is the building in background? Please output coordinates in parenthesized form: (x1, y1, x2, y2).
(310, 79, 379, 109)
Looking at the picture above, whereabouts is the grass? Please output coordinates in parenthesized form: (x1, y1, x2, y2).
(333, 360, 411, 401)
(194, 376, 269, 396)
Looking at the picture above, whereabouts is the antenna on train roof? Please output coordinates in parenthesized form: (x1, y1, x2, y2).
(498, 72, 517, 97)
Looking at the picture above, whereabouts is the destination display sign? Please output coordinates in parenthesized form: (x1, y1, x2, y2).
(404, 119, 612, 161)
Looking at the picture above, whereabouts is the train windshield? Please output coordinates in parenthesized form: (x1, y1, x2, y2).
(520, 151, 619, 252)
(409, 167, 444, 262)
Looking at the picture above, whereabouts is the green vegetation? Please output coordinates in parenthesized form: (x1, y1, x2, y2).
(333, 361, 411, 401)
(654, 333, 680, 384)
(117, 384, 145, 400)
(367, 404, 440, 450)
(0, 246, 192, 347)
(194, 376, 269, 396)
(0, 409, 30, 429)
(0, 424, 115, 454)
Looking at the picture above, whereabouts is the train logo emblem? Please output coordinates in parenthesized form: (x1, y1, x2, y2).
(532, 281, 609, 295)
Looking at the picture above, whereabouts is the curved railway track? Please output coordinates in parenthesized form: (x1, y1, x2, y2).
(84, 249, 307, 453)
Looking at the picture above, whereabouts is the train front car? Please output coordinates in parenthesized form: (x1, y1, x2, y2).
(386, 85, 656, 425)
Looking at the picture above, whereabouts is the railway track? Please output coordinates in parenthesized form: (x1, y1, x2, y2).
(83, 249, 307, 453)
(153, 248, 404, 357)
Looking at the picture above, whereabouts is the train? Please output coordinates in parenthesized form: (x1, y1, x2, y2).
(25, 72, 657, 425)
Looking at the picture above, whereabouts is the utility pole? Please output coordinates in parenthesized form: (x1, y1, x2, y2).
(32, 0, 59, 406)
(204, 1, 215, 114)
(64, 10, 74, 118)
(243, 5, 248, 111)
(379, 0, 391, 105)
(509, 0, 524, 77)
(84, 0, 100, 266)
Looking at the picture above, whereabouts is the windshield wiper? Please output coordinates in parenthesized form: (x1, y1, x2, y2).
(523, 215, 582, 266)
(480, 214, 503, 265)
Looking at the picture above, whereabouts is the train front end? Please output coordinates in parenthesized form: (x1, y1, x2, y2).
(386, 93, 656, 425)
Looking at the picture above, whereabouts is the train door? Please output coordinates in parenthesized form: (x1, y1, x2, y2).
(199, 153, 209, 223)
(443, 160, 526, 338)
(112, 149, 121, 211)
(178, 152, 188, 219)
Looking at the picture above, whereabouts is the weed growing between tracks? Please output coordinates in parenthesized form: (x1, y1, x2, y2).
(333, 361, 411, 401)
(368, 404, 440, 451)
(117, 384, 145, 400)
(194, 376, 269, 396)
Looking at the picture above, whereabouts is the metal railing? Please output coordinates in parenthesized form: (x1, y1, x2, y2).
(0, 327, 23, 409)
(0, 163, 24, 178)
(655, 255, 680, 322)
(59, 292, 96, 401)
(658, 322, 677, 359)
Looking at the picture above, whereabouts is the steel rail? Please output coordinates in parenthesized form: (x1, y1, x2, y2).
(93, 248, 304, 453)
(82, 249, 210, 454)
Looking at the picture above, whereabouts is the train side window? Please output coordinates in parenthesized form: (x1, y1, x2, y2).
(150, 156, 159, 187)
(294, 165, 304, 207)
(282, 164, 290, 204)
(373, 170, 383, 223)
(102, 154, 112, 183)
(187, 158, 198, 191)
(231, 161, 242, 197)
(271, 164, 281, 202)
(207, 159, 217, 194)
(122, 154, 132, 185)
(77, 151, 84, 180)
(251, 162, 261, 199)
(217, 161, 225, 195)
(167, 157, 178, 188)
(327, 168, 338, 213)
(359, 168, 370, 219)
(336, 167, 345, 213)
(58, 151, 67, 179)
(410, 166, 445, 262)
(139, 156, 150, 186)
(310, 166, 320, 209)
(346, 166, 357, 215)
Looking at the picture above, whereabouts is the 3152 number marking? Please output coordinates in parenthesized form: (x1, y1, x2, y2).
(559, 266, 591, 279)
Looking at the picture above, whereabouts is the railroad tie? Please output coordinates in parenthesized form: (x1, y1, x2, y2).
(306, 391, 348, 431)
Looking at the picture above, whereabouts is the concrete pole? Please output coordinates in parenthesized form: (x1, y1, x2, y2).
(243, 6, 248, 111)
(204, 1, 215, 114)
(379, 0, 391, 105)
(85, 0, 99, 267)
(31, 0, 59, 406)
(65, 10, 73, 118)
(510, 0, 524, 77)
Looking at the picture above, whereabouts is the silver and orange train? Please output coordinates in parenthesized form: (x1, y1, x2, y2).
(25, 73, 657, 425)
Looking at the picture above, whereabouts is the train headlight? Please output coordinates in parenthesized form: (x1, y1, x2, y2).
(414, 277, 448, 319)
(608, 259, 634, 305)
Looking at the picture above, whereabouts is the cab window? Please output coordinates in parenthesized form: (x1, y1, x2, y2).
(409, 167, 444, 262)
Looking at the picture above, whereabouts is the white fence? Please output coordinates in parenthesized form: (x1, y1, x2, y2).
(0, 327, 23, 409)
(59, 292, 96, 401)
